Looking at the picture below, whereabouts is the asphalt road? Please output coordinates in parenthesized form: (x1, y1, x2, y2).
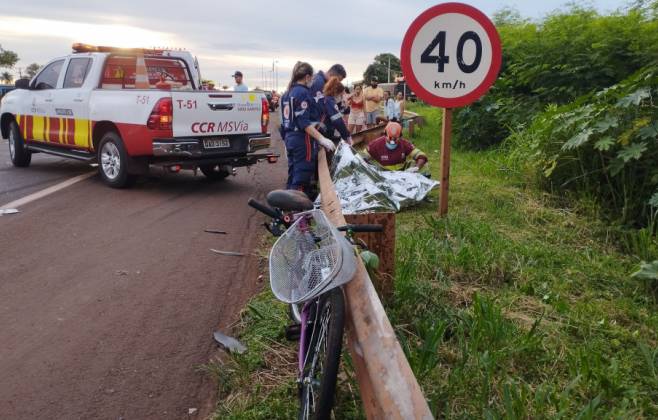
(0, 127, 287, 419)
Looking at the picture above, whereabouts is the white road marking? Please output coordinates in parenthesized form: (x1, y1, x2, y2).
(0, 171, 96, 210)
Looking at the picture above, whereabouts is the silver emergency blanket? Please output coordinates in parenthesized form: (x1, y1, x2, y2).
(322, 142, 439, 214)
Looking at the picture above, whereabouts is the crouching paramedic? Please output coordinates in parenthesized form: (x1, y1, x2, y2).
(364, 122, 428, 173)
(280, 62, 336, 197)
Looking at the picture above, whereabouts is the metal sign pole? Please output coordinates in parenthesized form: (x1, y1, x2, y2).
(439, 108, 452, 217)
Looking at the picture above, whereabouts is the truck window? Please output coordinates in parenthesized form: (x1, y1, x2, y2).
(33, 60, 64, 90)
(101, 55, 194, 90)
(63, 58, 92, 88)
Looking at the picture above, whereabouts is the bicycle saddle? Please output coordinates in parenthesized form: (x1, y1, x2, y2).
(267, 189, 314, 212)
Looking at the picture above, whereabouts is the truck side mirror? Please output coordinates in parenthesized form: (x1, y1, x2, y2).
(15, 78, 30, 89)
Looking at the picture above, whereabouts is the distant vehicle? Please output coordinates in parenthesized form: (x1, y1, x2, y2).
(0, 85, 14, 101)
(254, 89, 278, 112)
(0, 43, 276, 188)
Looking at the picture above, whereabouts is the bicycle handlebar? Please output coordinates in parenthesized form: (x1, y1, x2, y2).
(337, 224, 384, 233)
(248, 198, 281, 220)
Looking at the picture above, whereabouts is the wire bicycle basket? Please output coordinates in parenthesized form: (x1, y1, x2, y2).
(269, 209, 356, 304)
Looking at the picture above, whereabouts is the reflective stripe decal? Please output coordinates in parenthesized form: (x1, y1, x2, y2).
(15, 115, 93, 150)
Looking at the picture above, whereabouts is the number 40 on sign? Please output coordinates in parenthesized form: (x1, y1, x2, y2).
(401, 2, 502, 216)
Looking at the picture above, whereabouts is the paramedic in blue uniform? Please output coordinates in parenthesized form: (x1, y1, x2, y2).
(280, 62, 336, 197)
(318, 76, 352, 144)
(309, 64, 347, 113)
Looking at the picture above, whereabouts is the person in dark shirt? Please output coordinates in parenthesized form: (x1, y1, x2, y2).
(279, 62, 336, 196)
(318, 76, 352, 144)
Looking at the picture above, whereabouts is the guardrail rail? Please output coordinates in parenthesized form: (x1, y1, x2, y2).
(317, 148, 433, 419)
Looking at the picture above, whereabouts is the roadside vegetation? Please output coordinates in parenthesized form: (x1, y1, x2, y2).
(207, 3, 658, 418)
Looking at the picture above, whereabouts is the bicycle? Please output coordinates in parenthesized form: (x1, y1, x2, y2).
(248, 190, 382, 420)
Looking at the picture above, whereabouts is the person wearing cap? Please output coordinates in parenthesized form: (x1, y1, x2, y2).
(364, 76, 384, 128)
(363, 122, 428, 173)
(232, 71, 248, 91)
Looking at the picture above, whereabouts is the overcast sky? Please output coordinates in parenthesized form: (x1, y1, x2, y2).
(0, 0, 630, 90)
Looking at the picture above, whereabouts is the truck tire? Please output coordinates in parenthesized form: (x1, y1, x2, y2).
(200, 164, 230, 181)
(97, 131, 136, 188)
(8, 120, 31, 167)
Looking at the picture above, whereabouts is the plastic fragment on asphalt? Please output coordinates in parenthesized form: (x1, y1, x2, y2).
(213, 331, 247, 354)
(0, 208, 19, 215)
(188, 408, 198, 415)
(210, 249, 244, 257)
(204, 229, 228, 234)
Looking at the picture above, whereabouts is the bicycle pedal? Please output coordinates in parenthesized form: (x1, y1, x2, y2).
(285, 323, 301, 341)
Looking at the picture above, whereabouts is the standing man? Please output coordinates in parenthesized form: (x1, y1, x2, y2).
(232, 71, 249, 91)
(364, 76, 384, 128)
(309, 64, 347, 110)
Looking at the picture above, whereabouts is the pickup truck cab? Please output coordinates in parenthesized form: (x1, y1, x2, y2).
(0, 44, 275, 187)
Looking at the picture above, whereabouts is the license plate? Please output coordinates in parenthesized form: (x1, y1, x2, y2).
(203, 138, 230, 149)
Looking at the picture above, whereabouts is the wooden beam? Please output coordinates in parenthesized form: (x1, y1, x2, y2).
(317, 148, 433, 419)
(439, 108, 453, 217)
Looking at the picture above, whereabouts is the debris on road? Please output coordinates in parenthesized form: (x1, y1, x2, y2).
(204, 229, 227, 234)
(115, 270, 129, 276)
(188, 408, 198, 415)
(213, 331, 247, 354)
(210, 249, 244, 257)
(0, 208, 19, 215)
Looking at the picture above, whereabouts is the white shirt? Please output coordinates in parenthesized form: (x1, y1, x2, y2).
(234, 83, 249, 92)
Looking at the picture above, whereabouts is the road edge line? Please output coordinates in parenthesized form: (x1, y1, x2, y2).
(1, 171, 97, 210)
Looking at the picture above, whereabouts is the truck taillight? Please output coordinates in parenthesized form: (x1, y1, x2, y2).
(147, 98, 173, 130)
(261, 97, 269, 134)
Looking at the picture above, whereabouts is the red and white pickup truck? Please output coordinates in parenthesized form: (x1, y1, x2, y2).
(0, 44, 275, 187)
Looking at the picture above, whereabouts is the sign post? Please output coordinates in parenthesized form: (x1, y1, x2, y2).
(401, 2, 502, 217)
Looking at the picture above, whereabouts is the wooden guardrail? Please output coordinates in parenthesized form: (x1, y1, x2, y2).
(318, 148, 433, 419)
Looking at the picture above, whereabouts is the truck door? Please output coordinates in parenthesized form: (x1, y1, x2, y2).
(21, 59, 64, 144)
(51, 57, 93, 150)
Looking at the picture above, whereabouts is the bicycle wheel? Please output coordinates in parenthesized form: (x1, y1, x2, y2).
(298, 287, 345, 420)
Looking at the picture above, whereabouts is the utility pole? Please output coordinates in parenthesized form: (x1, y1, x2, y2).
(387, 55, 391, 83)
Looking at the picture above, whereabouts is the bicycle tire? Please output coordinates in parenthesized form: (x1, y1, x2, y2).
(298, 287, 345, 420)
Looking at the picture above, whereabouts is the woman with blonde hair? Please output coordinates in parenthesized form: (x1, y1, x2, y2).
(347, 84, 365, 133)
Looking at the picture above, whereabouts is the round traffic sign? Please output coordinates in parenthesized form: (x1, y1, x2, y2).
(401, 2, 502, 108)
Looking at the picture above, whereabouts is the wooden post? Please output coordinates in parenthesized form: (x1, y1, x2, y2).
(344, 212, 396, 302)
(439, 108, 452, 217)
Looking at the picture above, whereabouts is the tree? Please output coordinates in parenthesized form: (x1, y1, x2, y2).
(1, 71, 13, 84)
(0, 45, 19, 69)
(363, 53, 401, 83)
(26, 63, 41, 78)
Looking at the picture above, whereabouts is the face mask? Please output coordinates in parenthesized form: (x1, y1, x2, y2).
(386, 141, 398, 150)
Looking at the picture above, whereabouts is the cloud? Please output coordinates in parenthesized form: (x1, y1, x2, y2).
(1, 0, 626, 89)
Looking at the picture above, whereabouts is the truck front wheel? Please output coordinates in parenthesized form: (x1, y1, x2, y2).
(199, 164, 230, 181)
(97, 131, 136, 188)
(8, 121, 32, 167)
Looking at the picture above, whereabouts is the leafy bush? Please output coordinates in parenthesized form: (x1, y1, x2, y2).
(453, 4, 658, 149)
(507, 67, 658, 226)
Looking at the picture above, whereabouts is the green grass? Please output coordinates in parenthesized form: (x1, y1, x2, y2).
(209, 104, 658, 418)
(396, 104, 658, 418)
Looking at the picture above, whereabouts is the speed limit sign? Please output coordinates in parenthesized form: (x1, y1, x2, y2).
(401, 2, 502, 108)
(400, 3, 502, 216)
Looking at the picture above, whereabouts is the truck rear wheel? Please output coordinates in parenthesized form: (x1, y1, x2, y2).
(8, 121, 31, 167)
(97, 131, 136, 188)
(199, 164, 230, 181)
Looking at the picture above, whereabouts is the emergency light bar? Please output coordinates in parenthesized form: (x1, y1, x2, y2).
(72, 43, 187, 54)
